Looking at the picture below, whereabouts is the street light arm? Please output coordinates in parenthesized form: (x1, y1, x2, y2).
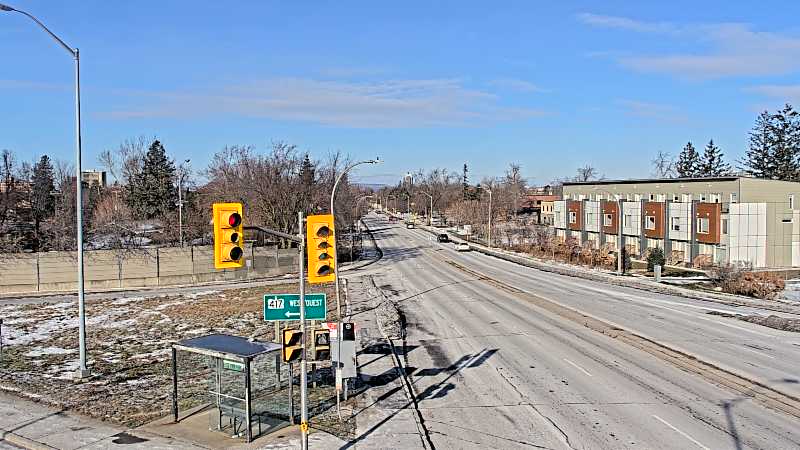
(0, 4, 77, 57)
(330, 158, 381, 217)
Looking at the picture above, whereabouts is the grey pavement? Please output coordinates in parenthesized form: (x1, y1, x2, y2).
(354, 213, 800, 449)
(0, 392, 204, 450)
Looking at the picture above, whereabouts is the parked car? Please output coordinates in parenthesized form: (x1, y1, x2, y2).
(437, 233, 449, 243)
(406, 222, 415, 229)
(455, 242, 470, 252)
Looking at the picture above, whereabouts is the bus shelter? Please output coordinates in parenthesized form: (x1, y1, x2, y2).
(171, 333, 286, 442)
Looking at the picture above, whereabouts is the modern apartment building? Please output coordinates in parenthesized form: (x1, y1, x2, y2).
(552, 177, 800, 268)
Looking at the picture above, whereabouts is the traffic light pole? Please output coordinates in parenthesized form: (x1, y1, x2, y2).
(297, 211, 309, 450)
(243, 221, 308, 447)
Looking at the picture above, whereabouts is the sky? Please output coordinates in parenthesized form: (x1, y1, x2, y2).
(2, 1, 800, 186)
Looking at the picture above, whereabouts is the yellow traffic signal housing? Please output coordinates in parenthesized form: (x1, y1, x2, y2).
(213, 203, 244, 269)
(312, 329, 330, 361)
(282, 328, 303, 363)
(306, 214, 336, 284)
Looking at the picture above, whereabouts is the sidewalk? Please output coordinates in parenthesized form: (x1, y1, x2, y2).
(0, 392, 203, 450)
(343, 275, 427, 449)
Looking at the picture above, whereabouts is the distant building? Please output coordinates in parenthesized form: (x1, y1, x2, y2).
(552, 176, 800, 268)
(81, 170, 107, 188)
(519, 195, 560, 225)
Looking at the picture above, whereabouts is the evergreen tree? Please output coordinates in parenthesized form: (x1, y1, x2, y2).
(30, 155, 55, 247)
(299, 154, 315, 187)
(126, 140, 177, 219)
(675, 142, 700, 178)
(698, 140, 730, 177)
(770, 104, 800, 181)
(743, 110, 775, 179)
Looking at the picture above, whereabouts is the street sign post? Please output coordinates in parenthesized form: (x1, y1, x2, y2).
(264, 294, 327, 321)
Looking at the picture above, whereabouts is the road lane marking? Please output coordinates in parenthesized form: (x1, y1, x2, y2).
(652, 415, 710, 450)
(738, 345, 775, 359)
(562, 358, 592, 377)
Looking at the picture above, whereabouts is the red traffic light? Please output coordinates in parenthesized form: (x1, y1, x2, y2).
(228, 212, 242, 227)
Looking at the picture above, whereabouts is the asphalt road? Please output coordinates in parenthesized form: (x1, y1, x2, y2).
(359, 214, 800, 449)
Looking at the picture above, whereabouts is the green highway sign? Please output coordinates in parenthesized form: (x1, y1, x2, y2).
(264, 293, 327, 321)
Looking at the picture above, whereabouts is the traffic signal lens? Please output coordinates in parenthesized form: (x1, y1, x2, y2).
(317, 264, 332, 276)
(228, 212, 242, 227)
(229, 246, 243, 260)
(315, 225, 330, 238)
(317, 241, 329, 249)
(230, 232, 239, 243)
(319, 252, 329, 260)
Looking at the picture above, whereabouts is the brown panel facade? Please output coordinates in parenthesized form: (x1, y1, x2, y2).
(696, 202, 721, 244)
(601, 201, 618, 234)
(643, 202, 665, 238)
(567, 200, 583, 231)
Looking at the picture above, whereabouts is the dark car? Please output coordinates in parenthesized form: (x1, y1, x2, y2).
(437, 233, 449, 243)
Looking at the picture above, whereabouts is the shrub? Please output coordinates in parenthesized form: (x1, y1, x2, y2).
(709, 263, 785, 299)
(646, 247, 666, 272)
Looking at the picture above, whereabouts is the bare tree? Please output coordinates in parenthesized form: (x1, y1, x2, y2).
(574, 165, 600, 182)
(651, 151, 676, 178)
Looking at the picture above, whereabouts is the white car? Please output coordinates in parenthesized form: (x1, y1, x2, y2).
(406, 223, 415, 229)
(455, 242, 470, 252)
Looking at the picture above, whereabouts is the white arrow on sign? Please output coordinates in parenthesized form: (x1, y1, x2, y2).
(285, 311, 301, 318)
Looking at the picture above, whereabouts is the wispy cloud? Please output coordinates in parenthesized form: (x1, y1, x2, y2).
(747, 84, 800, 104)
(576, 13, 679, 35)
(578, 13, 800, 79)
(617, 99, 687, 123)
(0, 79, 68, 91)
(98, 77, 548, 128)
(488, 78, 547, 93)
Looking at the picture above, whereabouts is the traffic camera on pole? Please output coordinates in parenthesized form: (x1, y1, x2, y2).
(306, 214, 336, 284)
(213, 203, 244, 269)
(312, 329, 330, 361)
(282, 328, 303, 363)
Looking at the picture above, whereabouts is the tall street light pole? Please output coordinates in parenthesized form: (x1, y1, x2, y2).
(419, 192, 433, 226)
(330, 158, 380, 407)
(485, 188, 493, 248)
(1, 3, 89, 378)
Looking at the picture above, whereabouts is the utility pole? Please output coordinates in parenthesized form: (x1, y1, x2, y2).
(177, 159, 190, 248)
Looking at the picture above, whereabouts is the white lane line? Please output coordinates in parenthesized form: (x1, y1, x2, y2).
(652, 415, 710, 450)
(562, 358, 593, 377)
(738, 345, 775, 359)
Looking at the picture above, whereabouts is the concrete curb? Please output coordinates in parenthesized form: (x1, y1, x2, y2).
(415, 224, 800, 315)
(0, 430, 57, 450)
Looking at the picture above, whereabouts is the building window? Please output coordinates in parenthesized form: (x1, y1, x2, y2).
(649, 193, 656, 201)
(722, 218, 728, 234)
(569, 211, 577, 224)
(790, 195, 795, 210)
(730, 193, 738, 203)
(672, 194, 680, 202)
(682, 194, 692, 203)
(645, 216, 656, 230)
(700, 193, 707, 202)
(624, 214, 633, 227)
(671, 217, 681, 232)
(697, 217, 710, 234)
(604, 214, 613, 227)
(710, 193, 721, 203)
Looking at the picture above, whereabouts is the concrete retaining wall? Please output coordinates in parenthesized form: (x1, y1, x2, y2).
(0, 245, 298, 295)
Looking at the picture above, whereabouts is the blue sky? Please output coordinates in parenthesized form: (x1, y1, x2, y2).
(2, 1, 800, 185)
